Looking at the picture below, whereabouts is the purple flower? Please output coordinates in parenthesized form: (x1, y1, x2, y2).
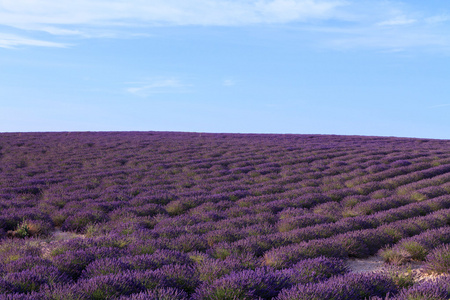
(118, 287, 189, 300)
(192, 267, 290, 300)
(4, 265, 72, 293)
(394, 275, 450, 300)
(277, 273, 397, 300)
(423, 244, 450, 274)
(281, 256, 349, 285)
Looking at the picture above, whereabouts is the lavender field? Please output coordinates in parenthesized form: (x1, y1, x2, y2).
(0, 131, 449, 299)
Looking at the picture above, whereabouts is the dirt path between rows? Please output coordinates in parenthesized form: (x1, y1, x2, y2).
(346, 255, 445, 283)
(347, 255, 387, 274)
(39, 229, 86, 259)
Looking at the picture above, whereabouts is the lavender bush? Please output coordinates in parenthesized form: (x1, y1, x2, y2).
(393, 275, 450, 300)
(276, 273, 397, 300)
(119, 287, 189, 300)
(3, 265, 71, 293)
(423, 244, 450, 275)
(192, 267, 290, 299)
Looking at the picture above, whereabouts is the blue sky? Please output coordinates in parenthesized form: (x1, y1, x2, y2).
(1, 0, 449, 139)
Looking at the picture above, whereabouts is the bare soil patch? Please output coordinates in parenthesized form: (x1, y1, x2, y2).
(51, 229, 85, 241)
(347, 255, 386, 273)
(346, 255, 446, 283)
(39, 229, 85, 259)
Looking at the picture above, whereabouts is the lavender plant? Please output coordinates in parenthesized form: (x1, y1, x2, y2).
(423, 244, 450, 274)
(192, 267, 290, 299)
(276, 273, 398, 300)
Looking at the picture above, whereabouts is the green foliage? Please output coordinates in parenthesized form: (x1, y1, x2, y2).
(15, 222, 30, 238)
(382, 266, 415, 289)
(380, 248, 408, 265)
(424, 244, 450, 275)
(401, 241, 429, 261)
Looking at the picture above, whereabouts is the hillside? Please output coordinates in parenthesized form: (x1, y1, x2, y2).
(0, 132, 449, 299)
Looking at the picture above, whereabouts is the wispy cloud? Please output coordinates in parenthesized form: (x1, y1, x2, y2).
(1, 0, 450, 53)
(425, 14, 450, 25)
(377, 16, 417, 26)
(0, 33, 68, 48)
(0, 0, 346, 31)
(311, 1, 450, 53)
(323, 25, 450, 52)
(223, 79, 236, 87)
(126, 78, 192, 97)
(0, 0, 347, 48)
(429, 104, 450, 108)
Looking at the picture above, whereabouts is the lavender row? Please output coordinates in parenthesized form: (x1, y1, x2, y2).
(381, 226, 450, 264)
(206, 196, 450, 259)
(262, 208, 450, 269)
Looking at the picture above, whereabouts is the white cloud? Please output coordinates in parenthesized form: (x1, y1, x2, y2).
(254, 0, 347, 23)
(308, 1, 450, 53)
(126, 78, 192, 97)
(0, 32, 68, 48)
(377, 16, 417, 26)
(0, 0, 348, 48)
(323, 27, 450, 52)
(35, 27, 84, 36)
(0, 0, 449, 53)
(425, 15, 450, 24)
(429, 104, 450, 108)
(223, 79, 236, 87)
(0, 0, 346, 32)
